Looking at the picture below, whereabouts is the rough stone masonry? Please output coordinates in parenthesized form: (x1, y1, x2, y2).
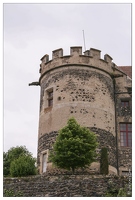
(32, 46, 132, 176)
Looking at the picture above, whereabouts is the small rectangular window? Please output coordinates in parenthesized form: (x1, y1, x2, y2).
(121, 171, 131, 176)
(48, 91, 53, 98)
(48, 98, 53, 107)
(47, 90, 53, 107)
(120, 123, 132, 147)
(121, 101, 129, 107)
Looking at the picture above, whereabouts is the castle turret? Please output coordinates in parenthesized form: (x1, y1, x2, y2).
(36, 46, 121, 175)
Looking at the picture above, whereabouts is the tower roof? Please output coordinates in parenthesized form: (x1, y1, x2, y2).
(118, 66, 132, 78)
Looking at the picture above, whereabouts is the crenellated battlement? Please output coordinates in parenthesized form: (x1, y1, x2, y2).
(39, 46, 116, 77)
(36, 44, 132, 176)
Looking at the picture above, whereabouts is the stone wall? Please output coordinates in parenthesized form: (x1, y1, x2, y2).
(37, 46, 132, 175)
(38, 66, 116, 172)
(38, 67, 115, 135)
(90, 127, 116, 168)
(115, 75, 132, 174)
(118, 148, 132, 169)
(37, 127, 117, 171)
(3, 174, 129, 197)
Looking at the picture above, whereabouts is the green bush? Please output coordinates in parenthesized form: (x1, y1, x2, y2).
(117, 183, 132, 197)
(3, 146, 37, 177)
(10, 155, 37, 177)
(104, 182, 132, 197)
(49, 117, 98, 174)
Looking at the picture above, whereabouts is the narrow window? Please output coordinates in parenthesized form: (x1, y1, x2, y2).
(120, 123, 132, 147)
(48, 90, 53, 107)
(42, 153, 47, 173)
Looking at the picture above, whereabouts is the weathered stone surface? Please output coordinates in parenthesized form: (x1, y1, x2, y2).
(37, 127, 116, 172)
(3, 175, 130, 197)
(37, 47, 132, 175)
(39, 68, 114, 112)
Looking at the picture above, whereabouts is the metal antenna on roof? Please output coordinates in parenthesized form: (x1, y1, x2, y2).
(82, 30, 86, 52)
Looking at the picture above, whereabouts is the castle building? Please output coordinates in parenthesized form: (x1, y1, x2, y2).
(33, 47, 132, 175)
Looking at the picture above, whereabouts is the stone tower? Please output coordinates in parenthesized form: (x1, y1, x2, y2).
(36, 46, 132, 175)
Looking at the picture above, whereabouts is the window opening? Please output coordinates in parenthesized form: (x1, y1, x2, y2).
(120, 123, 132, 147)
(121, 101, 129, 107)
(42, 153, 47, 173)
(48, 90, 53, 107)
(122, 171, 131, 176)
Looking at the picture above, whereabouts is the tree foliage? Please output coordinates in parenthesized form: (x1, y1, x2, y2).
(49, 117, 98, 173)
(100, 147, 109, 175)
(104, 182, 132, 197)
(3, 146, 37, 177)
(3, 152, 10, 176)
(10, 155, 37, 177)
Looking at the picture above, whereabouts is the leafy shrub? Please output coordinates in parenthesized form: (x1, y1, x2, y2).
(3, 146, 37, 177)
(10, 155, 37, 177)
(104, 182, 132, 197)
(49, 117, 98, 174)
(117, 183, 132, 197)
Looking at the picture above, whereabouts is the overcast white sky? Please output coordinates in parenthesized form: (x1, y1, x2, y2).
(3, 2, 132, 158)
